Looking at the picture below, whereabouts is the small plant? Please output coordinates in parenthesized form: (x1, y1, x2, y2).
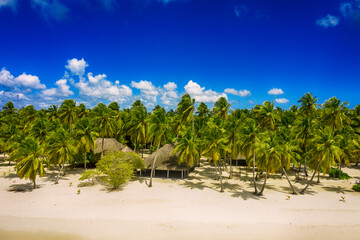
(77, 189, 81, 194)
(3, 171, 5, 175)
(340, 196, 345, 202)
(79, 170, 101, 185)
(69, 182, 72, 186)
(329, 168, 351, 180)
(286, 195, 291, 200)
(352, 184, 360, 192)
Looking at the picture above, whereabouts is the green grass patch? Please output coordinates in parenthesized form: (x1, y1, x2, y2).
(329, 168, 351, 180)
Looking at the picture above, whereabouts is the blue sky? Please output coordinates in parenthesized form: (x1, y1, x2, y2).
(0, 0, 359, 110)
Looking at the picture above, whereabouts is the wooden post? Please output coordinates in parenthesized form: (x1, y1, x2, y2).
(140, 169, 142, 177)
(167, 170, 169, 178)
(181, 171, 183, 179)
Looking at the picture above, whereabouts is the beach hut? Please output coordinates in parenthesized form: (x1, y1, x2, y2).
(230, 154, 247, 166)
(142, 144, 189, 179)
(94, 138, 126, 155)
(121, 146, 134, 153)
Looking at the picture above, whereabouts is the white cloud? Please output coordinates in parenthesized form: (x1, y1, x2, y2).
(267, 88, 284, 95)
(31, 0, 68, 21)
(65, 58, 88, 76)
(0, 68, 15, 87)
(275, 98, 289, 104)
(0, 0, 17, 10)
(224, 88, 251, 97)
(184, 80, 227, 103)
(115, 80, 119, 85)
(14, 73, 46, 89)
(316, 14, 340, 28)
(42, 79, 74, 97)
(76, 73, 132, 103)
(0, 90, 28, 101)
(131, 80, 159, 102)
(160, 81, 178, 105)
(163, 82, 177, 91)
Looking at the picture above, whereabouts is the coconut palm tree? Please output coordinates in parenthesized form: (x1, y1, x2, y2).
(213, 97, 231, 121)
(322, 97, 350, 134)
(202, 122, 230, 192)
(46, 128, 77, 183)
(46, 105, 59, 122)
(255, 101, 280, 130)
(129, 100, 148, 157)
(59, 99, 77, 132)
(300, 126, 343, 194)
(75, 118, 98, 170)
(173, 128, 200, 168)
(147, 108, 171, 187)
(298, 92, 319, 116)
(14, 137, 45, 188)
(240, 118, 262, 194)
(93, 103, 115, 157)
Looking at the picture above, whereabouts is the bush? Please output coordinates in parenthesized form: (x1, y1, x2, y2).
(95, 151, 144, 189)
(352, 184, 360, 192)
(79, 170, 101, 185)
(329, 168, 351, 180)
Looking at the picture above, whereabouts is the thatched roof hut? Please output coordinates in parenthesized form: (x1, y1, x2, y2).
(94, 138, 126, 155)
(235, 154, 246, 160)
(143, 144, 188, 171)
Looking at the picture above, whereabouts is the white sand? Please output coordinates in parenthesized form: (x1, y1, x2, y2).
(0, 161, 360, 240)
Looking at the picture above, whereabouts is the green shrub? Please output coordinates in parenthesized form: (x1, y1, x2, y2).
(79, 170, 101, 185)
(95, 151, 144, 189)
(352, 184, 360, 192)
(329, 168, 351, 180)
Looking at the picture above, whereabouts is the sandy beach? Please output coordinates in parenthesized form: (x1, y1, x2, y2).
(1, 161, 359, 240)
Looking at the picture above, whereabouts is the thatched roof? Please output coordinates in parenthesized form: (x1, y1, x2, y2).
(122, 146, 134, 153)
(143, 144, 188, 171)
(94, 138, 126, 155)
(235, 154, 246, 160)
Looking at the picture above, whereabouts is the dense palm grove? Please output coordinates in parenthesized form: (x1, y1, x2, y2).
(1, 93, 360, 195)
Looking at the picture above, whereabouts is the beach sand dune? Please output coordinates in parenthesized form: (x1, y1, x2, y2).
(0, 162, 359, 240)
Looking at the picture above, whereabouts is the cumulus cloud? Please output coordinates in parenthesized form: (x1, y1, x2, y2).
(14, 73, 46, 89)
(267, 88, 284, 95)
(0, 68, 15, 87)
(161, 82, 178, 105)
(275, 98, 289, 104)
(184, 80, 227, 103)
(131, 80, 159, 102)
(76, 72, 132, 103)
(65, 58, 89, 76)
(31, 0, 68, 21)
(316, 14, 340, 28)
(42, 79, 74, 97)
(224, 88, 251, 97)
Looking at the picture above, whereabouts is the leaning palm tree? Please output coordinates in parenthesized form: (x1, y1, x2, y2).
(202, 122, 230, 192)
(300, 126, 343, 194)
(75, 118, 98, 170)
(147, 108, 171, 187)
(14, 137, 45, 189)
(46, 128, 77, 184)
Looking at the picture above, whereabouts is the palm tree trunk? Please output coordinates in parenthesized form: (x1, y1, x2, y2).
(142, 144, 144, 158)
(149, 142, 161, 187)
(84, 150, 87, 170)
(229, 154, 233, 179)
(300, 160, 322, 194)
(101, 137, 105, 157)
(304, 157, 308, 177)
(317, 171, 320, 183)
(55, 160, 64, 184)
(33, 180, 36, 189)
(283, 168, 298, 194)
(253, 151, 258, 195)
(218, 162, 224, 192)
(258, 168, 268, 196)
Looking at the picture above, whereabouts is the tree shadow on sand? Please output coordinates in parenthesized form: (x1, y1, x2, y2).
(230, 189, 266, 200)
(321, 185, 353, 194)
(7, 183, 42, 192)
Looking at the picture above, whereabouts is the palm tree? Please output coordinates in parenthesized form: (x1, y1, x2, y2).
(300, 126, 343, 194)
(177, 94, 195, 133)
(93, 103, 115, 157)
(322, 97, 350, 134)
(213, 97, 231, 121)
(46, 105, 59, 122)
(147, 108, 171, 187)
(255, 101, 280, 130)
(46, 128, 77, 183)
(129, 100, 148, 157)
(14, 138, 45, 188)
(173, 129, 200, 168)
(75, 118, 98, 170)
(240, 118, 261, 194)
(202, 122, 230, 192)
(59, 99, 77, 132)
(298, 92, 319, 116)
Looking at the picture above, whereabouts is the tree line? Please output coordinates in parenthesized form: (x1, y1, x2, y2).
(1, 93, 360, 195)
